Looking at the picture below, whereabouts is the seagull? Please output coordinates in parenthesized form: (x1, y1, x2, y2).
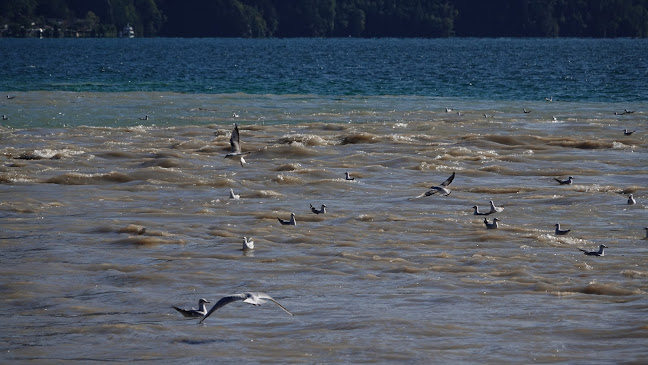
(484, 217, 500, 229)
(277, 213, 296, 226)
(172, 298, 211, 318)
(199, 292, 294, 324)
(523, 109, 531, 113)
(242, 237, 254, 250)
(627, 194, 636, 205)
(224, 123, 250, 167)
(489, 200, 503, 213)
(623, 129, 636, 136)
(229, 188, 240, 200)
(624, 109, 635, 114)
(310, 204, 326, 214)
(445, 107, 453, 113)
(614, 111, 626, 115)
(578, 244, 607, 256)
(415, 172, 455, 197)
(344, 172, 355, 181)
(644, 227, 648, 239)
(554, 223, 571, 235)
(1, 115, 7, 120)
(545, 97, 553, 102)
(6, 95, 15, 99)
(554, 176, 574, 185)
(472, 205, 492, 215)
(139, 115, 148, 121)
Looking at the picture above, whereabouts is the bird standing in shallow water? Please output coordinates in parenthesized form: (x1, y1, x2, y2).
(554, 223, 571, 235)
(484, 217, 500, 229)
(472, 205, 492, 215)
(277, 213, 296, 226)
(172, 298, 211, 317)
(627, 194, 636, 205)
(242, 237, 254, 250)
(554, 176, 574, 185)
(199, 292, 294, 323)
(579, 244, 607, 256)
(489, 200, 503, 213)
(310, 204, 326, 214)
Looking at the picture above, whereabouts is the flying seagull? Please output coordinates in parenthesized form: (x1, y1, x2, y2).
(554, 176, 574, 185)
(277, 213, 296, 226)
(578, 244, 607, 256)
(419, 172, 455, 197)
(554, 223, 571, 235)
(199, 292, 294, 323)
(310, 204, 327, 214)
(242, 237, 254, 250)
(172, 298, 211, 318)
(229, 188, 240, 200)
(224, 123, 250, 167)
(484, 217, 500, 229)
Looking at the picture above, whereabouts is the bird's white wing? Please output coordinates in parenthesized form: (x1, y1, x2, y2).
(254, 293, 294, 316)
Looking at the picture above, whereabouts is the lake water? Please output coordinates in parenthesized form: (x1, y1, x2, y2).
(1, 38, 647, 363)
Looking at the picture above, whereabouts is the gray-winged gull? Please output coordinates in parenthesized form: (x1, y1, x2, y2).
(225, 123, 250, 167)
(579, 244, 607, 256)
(554, 223, 571, 235)
(172, 298, 211, 317)
(199, 292, 293, 323)
(277, 213, 296, 226)
(484, 217, 500, 229)
(310, 204, 327, 214)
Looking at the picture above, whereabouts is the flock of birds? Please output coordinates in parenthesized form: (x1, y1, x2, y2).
(171, 119, 644, 322)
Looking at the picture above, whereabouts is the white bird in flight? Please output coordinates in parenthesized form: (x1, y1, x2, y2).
(224, 123, 250, 167)
(420, 172, 455, 197)
(199, 292, 294, 323)
(172, 298, 211, 317)
(229, 188, 240, 200)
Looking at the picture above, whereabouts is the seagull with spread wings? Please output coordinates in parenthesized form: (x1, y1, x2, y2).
(199, 292, 293, 323)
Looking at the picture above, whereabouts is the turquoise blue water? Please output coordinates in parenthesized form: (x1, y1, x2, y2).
(2, 38, 647, 102)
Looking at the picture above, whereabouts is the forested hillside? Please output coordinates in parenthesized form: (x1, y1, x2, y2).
(1, 0, 647, 38)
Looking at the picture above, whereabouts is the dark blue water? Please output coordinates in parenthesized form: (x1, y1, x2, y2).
(1, 38, 647, 102)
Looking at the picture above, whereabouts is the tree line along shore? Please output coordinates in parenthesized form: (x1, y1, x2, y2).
(2, 0, 647, 38)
